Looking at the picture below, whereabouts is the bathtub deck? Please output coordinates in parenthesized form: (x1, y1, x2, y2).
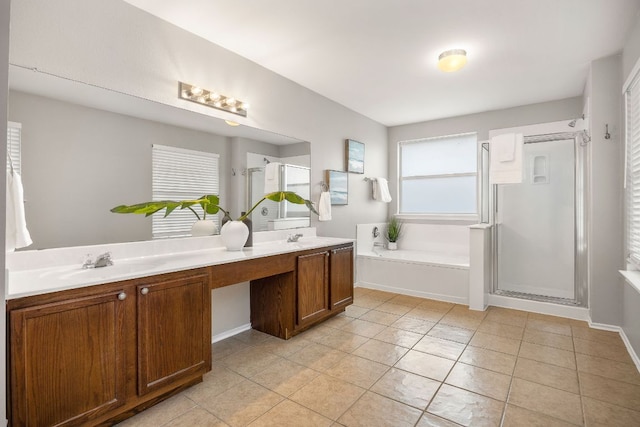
(358, 249, 469, 269)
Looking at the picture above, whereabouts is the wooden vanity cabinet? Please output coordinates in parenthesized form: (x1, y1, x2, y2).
(136, 270, 211, 396)
(293, 243, 354, 332)
(9, 288, 128, 427)
(7, 268, 212, 427)
(250, 243, 354, 339)
(296, 250, 330, 328)
(329, 245, 354, 310)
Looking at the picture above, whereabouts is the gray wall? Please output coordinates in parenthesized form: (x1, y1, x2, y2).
(387, 97, 583, 216)
(623, 13, 640, 83)
(8, 90, 231, 249)
(9, 0, 389, 240)
(8, 0, 388, 342)
(586, 54, 624, 327)
(622, 13, 640, 357)
(1, 0, 8, 422)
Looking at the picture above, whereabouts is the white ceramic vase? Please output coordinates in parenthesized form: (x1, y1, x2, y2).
(387, 242, 398, 250)
(191, 220, 218, 237)
(220, 220, 249, 251)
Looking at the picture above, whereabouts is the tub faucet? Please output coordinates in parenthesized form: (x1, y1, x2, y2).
(287, 233, 303, 242)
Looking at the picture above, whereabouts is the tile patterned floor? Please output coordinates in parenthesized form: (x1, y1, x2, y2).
(117, 288, 640, 427)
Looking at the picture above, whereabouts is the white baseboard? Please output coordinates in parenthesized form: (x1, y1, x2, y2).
(211, 323, 252, 343)
(589, 321, 640, 373)
(355, 281, 468, 305)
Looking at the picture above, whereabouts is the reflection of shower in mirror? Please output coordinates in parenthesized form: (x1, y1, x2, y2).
(246, 155, 311, 232)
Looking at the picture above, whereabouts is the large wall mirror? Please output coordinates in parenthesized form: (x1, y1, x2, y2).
(7, 65, 311, 250)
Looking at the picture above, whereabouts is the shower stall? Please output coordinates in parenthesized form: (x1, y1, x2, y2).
(247, 164, 311, 231)
(490, 127, 589, 307)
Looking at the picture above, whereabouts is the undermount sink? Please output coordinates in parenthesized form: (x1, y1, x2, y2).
(55, 259, 166, 280)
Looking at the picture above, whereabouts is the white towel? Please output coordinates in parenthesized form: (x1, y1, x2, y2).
(318, 191, 332, 221)
(490, 133, 523, 184)
(493, 133, 516, 162)
(264, 162, 281, 193)
(6, 171, 32, 252)
(372, 177, 392, 203)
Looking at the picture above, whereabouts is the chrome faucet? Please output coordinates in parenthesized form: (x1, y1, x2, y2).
(287, 233, 303, 242)
(95, 252, 114, 268)
(82, 252, 114, 269)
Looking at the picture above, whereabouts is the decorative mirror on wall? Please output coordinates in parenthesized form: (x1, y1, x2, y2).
(7, 65, 311, 249)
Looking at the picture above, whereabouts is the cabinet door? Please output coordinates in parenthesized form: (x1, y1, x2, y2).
(297, 251, 329, 327)
(330, 246, 354, 310)
(137, 270, 211, 396)
(10, 290, 127, 427)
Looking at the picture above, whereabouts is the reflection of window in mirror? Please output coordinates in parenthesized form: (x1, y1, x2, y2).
(7, 121, 22, 174)
(151, 144, 220, 239)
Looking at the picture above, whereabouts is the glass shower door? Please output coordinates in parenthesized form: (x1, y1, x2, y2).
(495, 138, 576, 301)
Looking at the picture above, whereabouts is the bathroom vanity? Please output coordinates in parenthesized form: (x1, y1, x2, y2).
(5, 235, 353, 426)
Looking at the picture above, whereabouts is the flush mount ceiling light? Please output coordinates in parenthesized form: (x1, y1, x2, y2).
(438, 49, 467, 72)
(179, 82, 249, 117)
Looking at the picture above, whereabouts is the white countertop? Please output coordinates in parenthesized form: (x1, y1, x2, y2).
(7, 234, 353, 300)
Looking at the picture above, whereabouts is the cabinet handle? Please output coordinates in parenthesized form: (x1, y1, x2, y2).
(117, 292, 127, 301)
(140, 287, 149, 295)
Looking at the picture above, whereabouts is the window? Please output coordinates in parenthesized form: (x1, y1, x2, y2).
(625, 67, 640, 268)
(7, 121, 22, 174)
(399, 133, 477, 216)
(152, 144, 220, 239)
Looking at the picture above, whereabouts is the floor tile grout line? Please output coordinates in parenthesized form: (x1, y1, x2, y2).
(199, 294, 640, 427)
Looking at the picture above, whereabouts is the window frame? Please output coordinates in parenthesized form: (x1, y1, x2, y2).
(625, 61, 640, 271)
(7, 121, 22, 175)
(397, 132, 480, 222)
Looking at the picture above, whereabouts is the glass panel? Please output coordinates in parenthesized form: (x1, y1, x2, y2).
(401, 134, 477, 177)
(496, 139, 575, 299)
(401, 176, 477, 214)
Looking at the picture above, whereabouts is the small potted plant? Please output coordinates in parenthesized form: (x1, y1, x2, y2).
(111, 191, 317, 251)
(385, 216, 403, 250)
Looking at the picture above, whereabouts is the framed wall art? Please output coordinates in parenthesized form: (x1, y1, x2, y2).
(345, 139, 365, 174)
(325, 169, 348, 205)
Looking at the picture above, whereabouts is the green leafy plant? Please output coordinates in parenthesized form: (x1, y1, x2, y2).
(385, 216, 403, 243)
(111, 191, 318, 221)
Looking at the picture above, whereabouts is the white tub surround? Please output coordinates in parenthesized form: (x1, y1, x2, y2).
(6, 227, 352, 299)
(356, 223, 470, 304)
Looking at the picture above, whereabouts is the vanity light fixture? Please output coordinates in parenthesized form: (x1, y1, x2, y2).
(178, 82, 249, 117)
(438, 49, 467, 72)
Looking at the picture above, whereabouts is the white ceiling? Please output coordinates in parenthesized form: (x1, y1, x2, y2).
(123, 0, 640, 127)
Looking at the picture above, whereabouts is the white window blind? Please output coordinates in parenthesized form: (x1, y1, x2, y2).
(399, 133, 478, 215)
(152, 144, 220, 239)
(7, 121, 21, 175)
(626, 71, 640, 267)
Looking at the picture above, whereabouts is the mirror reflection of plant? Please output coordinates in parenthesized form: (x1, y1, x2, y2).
(385, 216, 403, 243)
(111, 191, 318, 221)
